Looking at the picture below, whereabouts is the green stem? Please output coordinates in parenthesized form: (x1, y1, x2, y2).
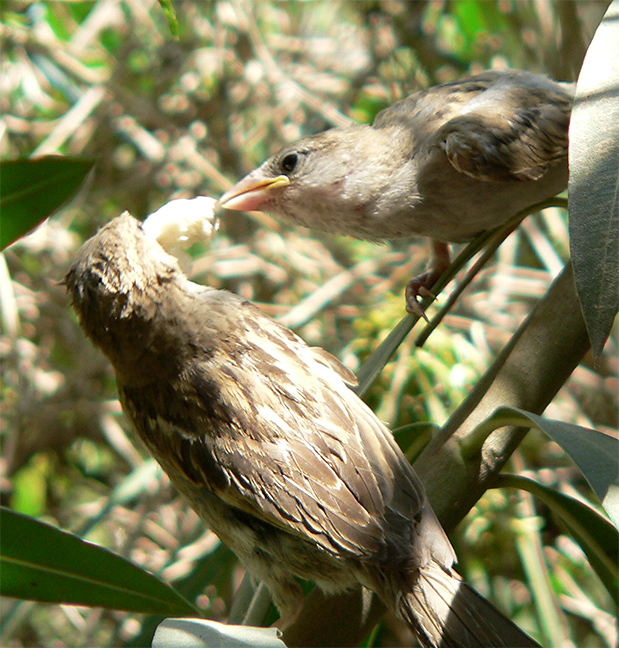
(355, 197, 569, 396)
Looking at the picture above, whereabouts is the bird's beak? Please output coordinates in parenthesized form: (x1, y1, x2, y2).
(219, 173, 290, 212)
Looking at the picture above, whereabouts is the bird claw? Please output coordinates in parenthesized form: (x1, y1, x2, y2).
(405, 271, 440, 319)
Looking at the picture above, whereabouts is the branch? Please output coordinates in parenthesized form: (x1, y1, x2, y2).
(417, 262, 590, 530)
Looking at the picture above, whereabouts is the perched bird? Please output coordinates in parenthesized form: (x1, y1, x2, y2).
(219, 69, 573, 312)
(65, 211, 538, 647)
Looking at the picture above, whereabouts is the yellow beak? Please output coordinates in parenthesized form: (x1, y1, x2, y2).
(218, 174, 290, 212)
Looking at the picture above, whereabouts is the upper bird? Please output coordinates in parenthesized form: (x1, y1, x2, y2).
(219, 69, 573, 311)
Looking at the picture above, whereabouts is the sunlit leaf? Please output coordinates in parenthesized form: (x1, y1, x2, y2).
(153, 618, 286, 648)
(0, 507, 197, 616)
(569, 1, 619, 357)
(469, 407, 619, 528)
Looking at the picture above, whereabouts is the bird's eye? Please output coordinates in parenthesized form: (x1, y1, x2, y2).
(280, 153, 299, 174)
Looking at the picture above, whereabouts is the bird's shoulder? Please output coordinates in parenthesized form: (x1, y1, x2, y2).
(372, 71, 504, 136)
(375, 69, 572, 182)
(182, 286, 356, 387)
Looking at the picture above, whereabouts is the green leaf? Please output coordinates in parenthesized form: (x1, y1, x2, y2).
(153, 618, 286, 648)
(0, 507, 197, 616)
(467, 407, 619, 529)
(157, 0, 179, 38)
(0, 157, 94, 249)
(568, 1, 619, 357)
(497, 474, 618, 605)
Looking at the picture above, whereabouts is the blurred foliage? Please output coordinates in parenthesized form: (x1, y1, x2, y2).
(0, 1, 616, 647)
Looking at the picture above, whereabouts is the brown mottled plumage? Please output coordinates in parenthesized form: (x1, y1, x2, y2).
(65, 214, 538, 647)
(220, 69, 573, 311)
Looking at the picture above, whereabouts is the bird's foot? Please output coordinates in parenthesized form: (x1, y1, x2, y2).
(405, 270, 441, 318)
(406, 240, 452, 318)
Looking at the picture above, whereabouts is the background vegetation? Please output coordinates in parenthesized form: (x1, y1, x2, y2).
(1, 1, 616, 647)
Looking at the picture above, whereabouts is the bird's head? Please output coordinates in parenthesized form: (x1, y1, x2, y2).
(218, 125, 406, 238)
(64, 213, 183, 375)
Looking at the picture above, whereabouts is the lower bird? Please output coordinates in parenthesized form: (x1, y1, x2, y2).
(219, 69, 573, 312)
(65, 210, 539, 647)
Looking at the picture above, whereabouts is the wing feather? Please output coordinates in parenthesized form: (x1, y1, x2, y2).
(121, 288, 438, 565)
(374, 69, 572, 183)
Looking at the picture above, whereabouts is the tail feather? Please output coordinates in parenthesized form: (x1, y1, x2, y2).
(394, 562, 540, 648)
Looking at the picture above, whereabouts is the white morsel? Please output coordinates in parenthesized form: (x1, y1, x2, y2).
(142, 196, 218, 271)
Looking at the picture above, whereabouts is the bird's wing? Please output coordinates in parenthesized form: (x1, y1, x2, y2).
(127, 290, 430, 562)
(374, 70, 572, 182)
(436, 72, 573, 182)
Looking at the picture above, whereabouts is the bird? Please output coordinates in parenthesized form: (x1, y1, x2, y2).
(219, 69, 573, 313)
(65, 211, 539, 648)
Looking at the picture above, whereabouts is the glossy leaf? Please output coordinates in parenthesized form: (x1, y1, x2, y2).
(568, 1, 619, 356)
(469, 407, 619, 529)
(153, 618, 286, 648)
(497, 473, 618, 604)
(0, 507, 197, 616)
(0, 157, 94, 249)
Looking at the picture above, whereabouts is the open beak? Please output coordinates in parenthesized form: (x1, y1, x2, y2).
(218, 173, 290, 212)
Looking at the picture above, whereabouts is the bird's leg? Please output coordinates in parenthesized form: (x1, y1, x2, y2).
(405, 240, 451, 317)
(273, 604, 303, 631)
(266, 578, 305, 631)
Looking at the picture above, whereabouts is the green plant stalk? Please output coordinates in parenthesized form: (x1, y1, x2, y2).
(354, 229, 492, 396)
(415, 197, 568, 347)
(355, 197, 568, 395)
(460, 414, 535, 461)
(512, 491, 571, 647)
(229, 577, 274, 626)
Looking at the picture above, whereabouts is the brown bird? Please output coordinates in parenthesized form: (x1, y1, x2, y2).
(65, 212, 538, 648)
(219, 69, 573, 312)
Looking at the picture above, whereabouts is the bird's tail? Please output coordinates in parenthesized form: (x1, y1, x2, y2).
(389, 561, 540, 648)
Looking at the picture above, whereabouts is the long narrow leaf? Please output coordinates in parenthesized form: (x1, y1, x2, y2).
(467, 407, 619, 528)
(0, 507, 197, 616)
(157, 0, 179, 38)
(569, 1, 619, 357)
(0, 157, 94, 249)
(497, 474, 618, 604)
